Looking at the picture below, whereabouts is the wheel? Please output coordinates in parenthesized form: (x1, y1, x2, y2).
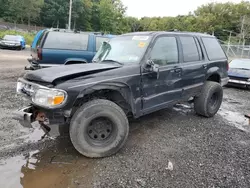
(194, 81, 223, 117)
(70, 99, 129, 158)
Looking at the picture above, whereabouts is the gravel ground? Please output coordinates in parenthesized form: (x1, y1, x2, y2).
(0, 49, 250, 188)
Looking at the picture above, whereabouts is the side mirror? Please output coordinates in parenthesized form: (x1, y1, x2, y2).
(145, 59, 160, 79)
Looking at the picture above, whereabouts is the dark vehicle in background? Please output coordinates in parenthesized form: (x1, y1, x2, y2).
(227, 58, 250, 89)
(26, 29, 115, 70)
(0, 35, 26, 50)
(15, 31, 228, 158)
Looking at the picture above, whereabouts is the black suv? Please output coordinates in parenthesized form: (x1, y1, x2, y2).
(14, 31, 229, 158)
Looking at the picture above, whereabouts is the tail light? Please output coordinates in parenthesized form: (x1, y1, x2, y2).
(37, 47, 42, 60)
(227, 60, 231, 71)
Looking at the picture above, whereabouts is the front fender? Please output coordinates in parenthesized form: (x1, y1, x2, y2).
(75, 81, 136, 115)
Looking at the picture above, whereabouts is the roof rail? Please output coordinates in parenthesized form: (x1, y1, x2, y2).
(47, 28, 109, 36)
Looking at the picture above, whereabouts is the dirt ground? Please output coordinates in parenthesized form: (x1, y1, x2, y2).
(0, 49, 250, 188)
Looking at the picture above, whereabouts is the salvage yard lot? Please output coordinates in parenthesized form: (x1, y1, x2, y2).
(0, 49, 250, 188)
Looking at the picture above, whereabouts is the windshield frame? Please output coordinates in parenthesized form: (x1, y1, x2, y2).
(93, 35, 153, 65)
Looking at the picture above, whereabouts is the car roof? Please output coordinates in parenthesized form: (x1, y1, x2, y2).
(47, 30, 114, 37)
(121, 31, 213, 38)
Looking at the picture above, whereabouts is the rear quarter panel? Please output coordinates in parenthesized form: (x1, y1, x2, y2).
(206, 60, 228, 80)
(199, 36, 229, 81)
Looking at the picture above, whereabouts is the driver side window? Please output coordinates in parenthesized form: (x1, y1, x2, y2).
(150, 36, 178, 66)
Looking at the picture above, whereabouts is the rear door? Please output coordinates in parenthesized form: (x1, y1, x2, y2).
(178, 36, 207, 99)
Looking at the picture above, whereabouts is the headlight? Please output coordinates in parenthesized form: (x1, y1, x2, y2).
(248, 78, 250, 82)
(16, 81, 36, 95)
(32, 88, 67, 108)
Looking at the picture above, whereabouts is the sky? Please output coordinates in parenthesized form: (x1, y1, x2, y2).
(122, 0, 243, 18)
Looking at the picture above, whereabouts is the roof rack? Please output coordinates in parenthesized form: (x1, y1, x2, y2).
(47, 28, 106, 35)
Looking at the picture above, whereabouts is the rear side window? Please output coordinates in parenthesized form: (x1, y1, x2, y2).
(96, 36, 109, 51)
(180, 36, 200, 62)
(43, 32, 89, 50)
(202, 37, 226, 60)
(37, 31, 46, 47)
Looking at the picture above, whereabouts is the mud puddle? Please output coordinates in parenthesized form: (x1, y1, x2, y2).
(0, 138, 95, 188)
(218, 93, 250, 132)
(174, 101, 250, 133)
(218, 108, 250, 132)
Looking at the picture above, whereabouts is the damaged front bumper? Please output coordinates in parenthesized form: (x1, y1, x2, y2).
(13, 105, 68, 136)
(13, 106, 34, 128)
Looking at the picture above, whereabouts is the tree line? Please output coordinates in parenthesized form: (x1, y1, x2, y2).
(1, 0, 250, 43)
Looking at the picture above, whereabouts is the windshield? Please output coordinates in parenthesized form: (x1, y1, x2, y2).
(93, 35, 151, 64)
(3, 35, 20, 41)
(230, 59, 250, 70)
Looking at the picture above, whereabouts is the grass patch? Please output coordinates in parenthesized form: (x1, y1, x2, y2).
(0, 30, 36, 45)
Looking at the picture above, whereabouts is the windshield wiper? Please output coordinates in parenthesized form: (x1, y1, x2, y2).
(101, 59, 123, 65)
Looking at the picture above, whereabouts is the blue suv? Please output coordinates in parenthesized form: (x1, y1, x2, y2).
(26, 29, 115, 70)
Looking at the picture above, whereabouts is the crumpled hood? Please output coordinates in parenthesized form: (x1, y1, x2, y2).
(228, 68, 250, 78)
(24, 63, 120, 84)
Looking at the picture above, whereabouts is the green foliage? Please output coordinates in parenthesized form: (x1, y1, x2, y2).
(1, 0, 43, 24)
(0, 30, 35, 45)
(40, 0, 69, 28)
(1, 0, 250, 41)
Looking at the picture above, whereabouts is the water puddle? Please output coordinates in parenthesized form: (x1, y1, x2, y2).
(218, 109, 250, 132)
(0, 139, 94, 188)
(0, 150, 39, 188)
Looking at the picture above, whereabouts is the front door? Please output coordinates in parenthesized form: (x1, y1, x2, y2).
(141, 35, 182, 114)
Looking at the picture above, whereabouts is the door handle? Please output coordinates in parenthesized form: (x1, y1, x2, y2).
(203, 64, 207, 69)
(174, 68, 182, 73)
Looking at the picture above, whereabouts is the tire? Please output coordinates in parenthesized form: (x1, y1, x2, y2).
(70, 99, 129, 158)
(194, 81, 223, 117)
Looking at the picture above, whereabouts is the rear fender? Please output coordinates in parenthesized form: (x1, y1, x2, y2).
(206, 67, 221, 81)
